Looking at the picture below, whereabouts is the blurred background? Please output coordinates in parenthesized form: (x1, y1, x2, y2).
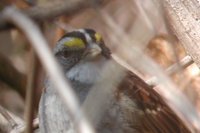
(0, 0, 200, 132)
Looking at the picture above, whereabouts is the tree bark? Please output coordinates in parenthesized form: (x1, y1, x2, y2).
(163, 0, 200, 68)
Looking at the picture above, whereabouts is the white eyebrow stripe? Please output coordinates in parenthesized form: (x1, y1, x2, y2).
(77, 29, 92, 44)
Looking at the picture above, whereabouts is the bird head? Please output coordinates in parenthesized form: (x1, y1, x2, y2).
(54, 29, 111, 71)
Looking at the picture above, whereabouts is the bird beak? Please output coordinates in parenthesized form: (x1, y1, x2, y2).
(84, 44, 102, 59)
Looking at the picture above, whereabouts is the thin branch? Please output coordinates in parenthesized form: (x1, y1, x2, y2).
(0, 105, 18, 129)
(0, 105, 24, 133)
(166, 55, 193, 75)
(133, 0, 156, 34)
(10, 118, 39, 133)
(0, 0, 104, 30)
(24, 0, 99, 20)
(82, 60, 125, 127)
(147, 55, 194, 85)
(24, 49, 37, 133)
(2, 7, 95, 133)
(98, 9, 200, 132)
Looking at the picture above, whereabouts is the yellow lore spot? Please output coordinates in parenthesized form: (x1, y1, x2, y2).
(95, 33, 102, 42)
(64, 38, 85, 48)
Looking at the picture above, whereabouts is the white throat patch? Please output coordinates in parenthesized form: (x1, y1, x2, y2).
(66, 57, 107, 84)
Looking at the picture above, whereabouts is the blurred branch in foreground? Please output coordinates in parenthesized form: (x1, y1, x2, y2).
(4, 54, 194, 132)
(147, 55, 194, 85)
(0, 0, 105, 30)
(2, 7, 95, 133)
(0, 105, 24, 133)
(98, 9, 200, 132)
(0, 52, 26, 98)
(166, 55, 193, 75)
(24, 50, 38, 133)
(0, 104, 39, 133)
(13, 118, 39, 133)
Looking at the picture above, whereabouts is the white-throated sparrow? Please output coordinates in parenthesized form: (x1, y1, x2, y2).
(39, 29, 190, 133)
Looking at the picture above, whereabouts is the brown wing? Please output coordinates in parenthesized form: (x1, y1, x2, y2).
(116, 71, 191, 133)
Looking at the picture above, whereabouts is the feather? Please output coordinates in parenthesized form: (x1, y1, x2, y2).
(116, 71, 191, 133)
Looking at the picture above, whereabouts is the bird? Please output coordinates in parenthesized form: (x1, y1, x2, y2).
(39, 28, 191, 133)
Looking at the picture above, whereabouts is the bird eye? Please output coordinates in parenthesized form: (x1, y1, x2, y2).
(62, 51, 71, 58)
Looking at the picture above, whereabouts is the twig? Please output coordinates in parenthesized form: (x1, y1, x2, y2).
(24, 49, 37, 133)
(10, 118, 39, 133)
(0, 105, 24, 133)
(24, 0, 96, 20)
(2, 7, 95, 133)
(147, 55, 194, 85)
(98, 9, 200, 132)
(166, 55, 193, 75)
(0, 0, 104, 30)
(0, 105, 18, 129)
(82, 60, 125, 127)
(133, 0, 156, 34)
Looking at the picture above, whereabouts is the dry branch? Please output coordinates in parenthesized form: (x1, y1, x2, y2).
(0, 105, 38, 133)
(166, 55, 193, 75)
(0, 105, 24, 133)
(2, 7, 95, 133)
(98, 9, 200, 132)
(163, 0, 200, 130)
(24, 0, 102, 20)
(0, 105, 18, 129)
(147, 55, 194, 85)
(82, 61, 125, 127)
(10, 118, 39, 133)
(24, 50, 38, 133)
(0, 0, 104, 30)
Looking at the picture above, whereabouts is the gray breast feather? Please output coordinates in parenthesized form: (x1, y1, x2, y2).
(39, 79, 92, 133)
(39, 57, 141, 133)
